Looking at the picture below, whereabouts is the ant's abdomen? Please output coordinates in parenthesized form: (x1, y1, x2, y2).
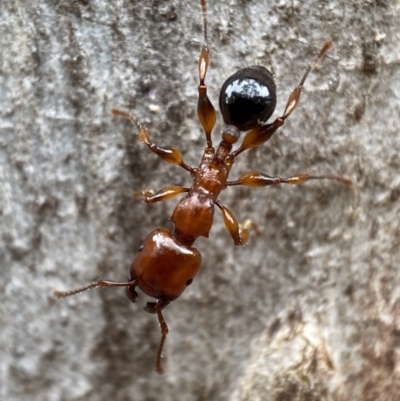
(130, 228, 201, 302)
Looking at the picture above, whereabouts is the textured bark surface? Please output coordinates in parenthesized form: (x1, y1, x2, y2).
(1, 1, 399, 400)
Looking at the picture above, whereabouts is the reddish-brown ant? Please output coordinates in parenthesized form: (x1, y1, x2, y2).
(54, 0, 351, 374)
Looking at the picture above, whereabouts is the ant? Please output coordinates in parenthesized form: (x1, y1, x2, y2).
(54, 0, 351, 374)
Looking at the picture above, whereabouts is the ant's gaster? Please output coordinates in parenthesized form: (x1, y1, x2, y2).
(53, 0, 351, 374)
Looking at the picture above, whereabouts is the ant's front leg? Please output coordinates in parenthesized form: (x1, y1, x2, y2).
(227, 171, 351, 188)
(215, 200, 252, 246)
(112, 108, 194, 173)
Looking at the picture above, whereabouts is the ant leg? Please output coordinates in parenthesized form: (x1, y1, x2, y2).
(197, 0, 216, 148)
(227, 171, 351, 187)
(53, 279, 138, 299)
(231, 42, 332, 158)
(243, 219, 262, 237)
(112, 108, 194, 173)
(141, 186, 189, 205)
(215, 200, 251, 246)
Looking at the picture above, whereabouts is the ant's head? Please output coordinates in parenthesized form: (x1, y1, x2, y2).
(219, 66, 277, 131)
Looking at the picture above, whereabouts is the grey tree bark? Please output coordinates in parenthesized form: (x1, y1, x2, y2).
(1, 1, 399, 400)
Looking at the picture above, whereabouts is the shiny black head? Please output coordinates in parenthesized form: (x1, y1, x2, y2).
(219, 66, 276, 131)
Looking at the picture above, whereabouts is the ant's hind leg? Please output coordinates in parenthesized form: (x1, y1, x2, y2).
(197, 0, 216, 148)
(231, 42, 333, 158)
(278, 42, 333, 121)
(112, 108, 194, 173)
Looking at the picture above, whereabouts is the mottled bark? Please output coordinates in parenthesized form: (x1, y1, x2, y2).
(1, 1, 399, 400)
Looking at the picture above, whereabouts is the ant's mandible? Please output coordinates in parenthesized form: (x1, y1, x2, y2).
(54, 0, 351, 374)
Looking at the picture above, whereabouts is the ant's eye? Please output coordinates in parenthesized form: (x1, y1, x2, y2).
(219, 66, 276, 131)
